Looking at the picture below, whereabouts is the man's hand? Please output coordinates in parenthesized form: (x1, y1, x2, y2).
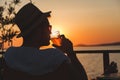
(52, 35, 73, 54)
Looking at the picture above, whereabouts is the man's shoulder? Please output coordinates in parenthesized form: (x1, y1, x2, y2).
(42, 48, 63, 54)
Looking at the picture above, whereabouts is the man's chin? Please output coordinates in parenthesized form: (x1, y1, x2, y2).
(44, 42, 50, 46)
(40, 42, 51, 49)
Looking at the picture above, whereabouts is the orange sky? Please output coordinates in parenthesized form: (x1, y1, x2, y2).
(1, 0, 120, 46)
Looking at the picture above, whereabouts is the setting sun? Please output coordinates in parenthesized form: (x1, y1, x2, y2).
(51, 25, 66, 36)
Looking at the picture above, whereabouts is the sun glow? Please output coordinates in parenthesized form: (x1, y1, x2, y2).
(52, 25, 66, 36)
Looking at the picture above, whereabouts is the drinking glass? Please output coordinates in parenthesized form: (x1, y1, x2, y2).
(51, 31, 62, 46)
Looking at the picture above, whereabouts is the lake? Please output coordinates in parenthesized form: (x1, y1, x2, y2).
(74, 46, 120, 79)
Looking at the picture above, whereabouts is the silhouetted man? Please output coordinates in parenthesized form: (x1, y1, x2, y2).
(3, 3, 88, 80)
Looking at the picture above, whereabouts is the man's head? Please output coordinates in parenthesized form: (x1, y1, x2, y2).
(14, 3, 52, 47)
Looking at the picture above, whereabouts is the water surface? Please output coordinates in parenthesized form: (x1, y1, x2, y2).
(74, 46, 120, 79)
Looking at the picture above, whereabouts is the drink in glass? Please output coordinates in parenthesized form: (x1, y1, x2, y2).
(51, 31, 62, 46)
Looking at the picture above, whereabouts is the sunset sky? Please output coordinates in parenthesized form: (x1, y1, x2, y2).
(1, 0, 120, 46)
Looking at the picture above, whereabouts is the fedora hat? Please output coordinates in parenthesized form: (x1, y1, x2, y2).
(14, 3, 51, 38)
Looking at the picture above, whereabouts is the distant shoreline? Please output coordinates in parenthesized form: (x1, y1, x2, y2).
(75, 42, 120, 47)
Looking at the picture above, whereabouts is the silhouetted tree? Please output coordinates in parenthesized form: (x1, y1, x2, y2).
(0, 0, 20, 51)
